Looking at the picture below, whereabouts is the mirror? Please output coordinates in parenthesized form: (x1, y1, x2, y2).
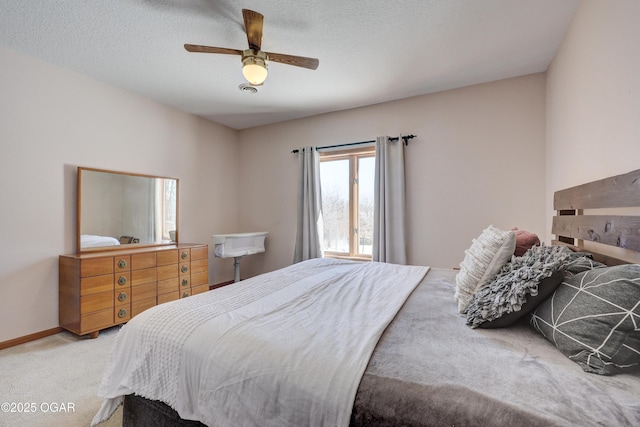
(77, 167, 178, 252)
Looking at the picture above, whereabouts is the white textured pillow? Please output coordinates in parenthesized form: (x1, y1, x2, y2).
(454, 225, 516, 313)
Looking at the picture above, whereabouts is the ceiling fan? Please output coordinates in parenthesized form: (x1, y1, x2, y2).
(184, 9, 319, 86)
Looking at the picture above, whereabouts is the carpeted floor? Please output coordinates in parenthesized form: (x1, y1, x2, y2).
(0, 326, 123, 427)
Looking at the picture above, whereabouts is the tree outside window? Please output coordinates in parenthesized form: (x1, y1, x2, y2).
(320, 147, 374, 259)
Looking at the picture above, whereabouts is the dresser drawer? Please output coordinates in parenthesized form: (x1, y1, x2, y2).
(157, 250, 178, 266)
(115, 289, 130, 305)
(131, 252, 156, 270)
(179, 263, 190, 276)
(131, 297, 156, 317)
(191, 259, 208, 274)
(157, 264, 178, 280)
(157, 277, 179, 295)
(191, 271, 208, 286)
(191, 284, 209, 295)
(80, 258, 113, 277)
(80, 274, 113, 296)
(80, 309, 113, 333)
(180, 277, 190, 289)
(115, 305, 131, 322)
(114, 255, 131, 272)
(158, 291, 179, 304)
(190, 246, 208, 261)
(115, 272, 131, 288)
(80, 291, 113, 313)
(132, 282, 156, 301)
(131, 268, 156, 287)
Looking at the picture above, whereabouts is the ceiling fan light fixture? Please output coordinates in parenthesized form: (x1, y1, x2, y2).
(242, 50, 268, 85)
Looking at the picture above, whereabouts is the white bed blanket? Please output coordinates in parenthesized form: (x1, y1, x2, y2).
(92, 258, 429, 427)
(81, 234, 120, 248)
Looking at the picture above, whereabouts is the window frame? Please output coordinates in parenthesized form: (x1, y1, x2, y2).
(320, 145, 375, 260)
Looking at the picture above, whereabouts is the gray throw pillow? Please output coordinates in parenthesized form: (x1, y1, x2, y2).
(530, 264, 640, 375)
(477, 271, 564, 329)
(465, 245, 570, 328)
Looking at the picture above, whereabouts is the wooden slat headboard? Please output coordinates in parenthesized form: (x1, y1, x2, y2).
(552, 168, 640, 265)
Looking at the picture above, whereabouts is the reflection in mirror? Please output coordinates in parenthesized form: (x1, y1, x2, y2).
(78, 167, 178, 252)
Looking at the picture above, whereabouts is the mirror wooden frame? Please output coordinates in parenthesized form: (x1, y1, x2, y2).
(77, 167, 179, 253)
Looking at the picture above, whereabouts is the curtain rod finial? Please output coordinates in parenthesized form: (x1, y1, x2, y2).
(401, 134, 416, 145)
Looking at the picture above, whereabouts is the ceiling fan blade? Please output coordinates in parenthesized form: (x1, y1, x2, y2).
(184, 44, 243, 56)
(266, 52, 319, 70)
(242, 9, 263, 51)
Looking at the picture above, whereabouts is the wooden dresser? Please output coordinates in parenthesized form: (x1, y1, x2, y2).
(59, 244, 209, 338)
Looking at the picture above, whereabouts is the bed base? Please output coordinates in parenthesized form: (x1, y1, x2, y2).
(123, 394, 205, 427)
(122, 394, 365, 427)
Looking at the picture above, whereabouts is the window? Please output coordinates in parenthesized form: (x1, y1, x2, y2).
(156, 178, 177, 241)
(320, 146, 375, 259)
(163, 178, 177, 240)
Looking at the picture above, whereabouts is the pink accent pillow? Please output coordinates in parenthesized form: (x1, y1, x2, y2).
(512, 228, 540, 256)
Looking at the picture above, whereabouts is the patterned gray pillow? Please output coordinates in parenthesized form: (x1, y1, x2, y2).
(530, 264, 640, 375)
(564, 253, 607, 276)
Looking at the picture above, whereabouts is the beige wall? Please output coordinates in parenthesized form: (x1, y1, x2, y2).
(237, 74, 548, 276)
(0, 46, 239, 342)
(546, 0, 640, 243)
(13, 0, 638, 343)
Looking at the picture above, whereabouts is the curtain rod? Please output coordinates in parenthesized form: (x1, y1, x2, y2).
(291, 134, 416, 154)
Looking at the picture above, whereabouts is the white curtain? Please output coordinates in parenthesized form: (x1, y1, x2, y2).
(293, 146, 324, 263)
(372, 136, 407, 264)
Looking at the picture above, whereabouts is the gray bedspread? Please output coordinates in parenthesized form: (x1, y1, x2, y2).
(351, 268, 640, 426)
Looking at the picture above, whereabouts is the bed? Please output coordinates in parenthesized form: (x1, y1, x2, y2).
(92, 169, 640, 426)
(81, 234, 121, 248)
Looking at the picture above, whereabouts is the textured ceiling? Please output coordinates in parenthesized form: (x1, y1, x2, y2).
(0, 0, 580, 130)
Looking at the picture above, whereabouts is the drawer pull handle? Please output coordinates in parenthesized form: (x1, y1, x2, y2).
(117, 259, 127, 269)
(118, 276, 128, 285)
(118, 292, 128, 302)
(182, 292, 189, 298)
(181, 265, 189, 273)
(181, 251, 189, 260)
(118, 308, 128, 318)
(182, 279, 189, 287)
